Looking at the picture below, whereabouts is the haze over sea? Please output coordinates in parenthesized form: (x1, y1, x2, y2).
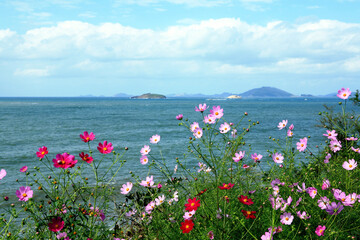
(0, 97, 350, 196)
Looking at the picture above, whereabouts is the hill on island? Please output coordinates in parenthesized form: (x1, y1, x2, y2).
(131, 93, 166, 99)
(239, 87, 293, 98)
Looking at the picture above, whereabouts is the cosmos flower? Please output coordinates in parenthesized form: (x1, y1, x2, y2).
(0, 169, 6, 180)
(20, 166, 28, 172)
(176, 114, 183, 120)
(218, 183, 234, 190)
(296, 137, 307, 152)
(337, 88, 351, 99)
(48, 217, 65, 232)
(52, 153, 78, 169)
(120, 182, 133, 195)
(36, 146, 48, 158)
(97, 141, 113, 154)
(277, 120, 288, 130)
(80, 131, 95, 142)
(193, 127, 203, 138)
(251, 153, 262, 163)
(210, 106, 224, 119)
(233, 151, 245, 162)
(180, 219, 194, 233)
(195, 103, 208, 112)
(323, 130, 337, 140)
(204, 114, 216, 124)
(184, 197, 201, 211)
(79, 152, 94, 163)
(140, 155, 149, 165)
(140, 145, 151, 155)
(315, 225, 326, 236)
(238, 195, 254, 205)
(342, 159, 357, 170)
(16, 186, 33, 202)
(150, 134, 160, 144)
(325, 202, 344, 215)
(272, 153, 284, 164)
(280, 212, 294, 225)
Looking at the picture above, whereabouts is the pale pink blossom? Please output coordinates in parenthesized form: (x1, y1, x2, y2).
(145, 201, 156, 214)
(324, 153, 331, 163)
(287, 129, 293, 137)
(342, 159, 357, 170)
(140, 145, 151, 155)
(190, 122, 200, 132)
(0, 169, 6, 180)
(242, 164, 250, 169)
(204, 114, 216, 124)
(210, 106, 224, 119)
(155, 195, 165, 205)
(318, 196, 330, 209)
(280, 212, 294, 225)
(140, 155, 149, 165)
(219, 122, 231, 133)
(150, 134, 160, 144)
(296, 137, 307, 152)
(120, 182, 133, 195)
(195, 103, 208, 112)
(330, 139, 342, 152)
(231, 129, 237, 138)
(140, 176, 155, 188)
(322, 179, 330, 190)
(351, 147, 360, 153)
(277, 120, 288, 130)
(193, 127, 203, 138)
(307, 187, 318, 199)
(323, 130, 337, 140)
(297, 211, 311, 219)
(183, 210, 196, 220)
(345, 137, 358, 141)
(343, 193, 357, 206)
(272, 153, 284, 164)
(337, 87, 351, 99)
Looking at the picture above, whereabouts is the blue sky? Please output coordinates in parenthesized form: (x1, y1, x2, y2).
(0, 0, 360, 96)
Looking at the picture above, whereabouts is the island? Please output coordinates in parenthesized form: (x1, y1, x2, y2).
(227, 95, 242, 99)
(131, 93, 166, 99)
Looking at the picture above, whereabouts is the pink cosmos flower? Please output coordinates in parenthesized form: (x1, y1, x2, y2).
(120, 182, 133, 195)
(16, 186, 33, 202)
(280, 212, 294, 225)
(145, 201, 156, 214)
(251, 153, 262, 163)
(193, 127, 203, 138)
(261, 232, 272, 240)
(219, 122, 231, 133)
(208, 231, 214, 240)
(324, 153, 331, 163)
(323, 130, 337, 140)
(289, 124, 294, 130)
(232, 151, 245, 162)
(36, 146, 48, 158)
(140, 155, 149, 165)
(56, 232, 69, 239)
(346, 137, 358, 141)
(315, 225, 326, 236)
(183, 210, 196, 220)
(204, 114, 216, 124)
(48, 217, 65, 232)
(195, 103, 208, 112)
(272, 153, 284, 164)
(297, 211, 311, 219)
(330, 139, 342, 152)
(157, 183, 162, 189)
(277, 120, 288, 130)
(80, 131, 95, 142)
(140, 145, 151, 155)
(97, 141, 113, 154)
(52, 153, 78, 169)
(337, 87, 351, 99)
(190, 122, 200, 132)
(20, 166, 28, 172)
(297, 182, 307, 193)
(306, 187, 318, 199)
(296, 137, 307, 152)
(343, 193, 357, 206)
(210, 106, 224, 119)
(150, 134, 160, 144)
(242, 164, 250, 169)
(155, 195, 165, 205)
(287, 129, 293, 137)
(342, 159, 357, 170)
(140, 176, 155, 188)
(90, 207, 105, 221)
(79, 152, 94, 163)
(322, 179, 330, 190)
(325, 202, 344, 215)
(176, 114, 183, 120)
(318, 196, 330, 209)
(351, 147, 360, 154)
(0, 169, 6, 180)
(333, 188, 344, 201)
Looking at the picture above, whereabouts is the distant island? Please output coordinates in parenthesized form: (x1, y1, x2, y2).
(239, 87, 293, 98)
(131, 93, 166, 99)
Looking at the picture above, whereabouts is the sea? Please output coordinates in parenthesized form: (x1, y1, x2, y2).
(0, 97, 351, 198)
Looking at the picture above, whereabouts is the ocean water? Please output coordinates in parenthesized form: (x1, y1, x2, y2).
(0, 97, 346, 196)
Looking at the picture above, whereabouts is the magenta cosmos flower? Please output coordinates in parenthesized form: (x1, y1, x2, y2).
(272, 152, 284, 164)
(48, 217, 65, 232)
(140, 145, 151, 155)
(342, 159, 357, 170)
(0, 169, 7, 180)
(120, 182, 133, 195)
(233, 151, 245, 162)
(219, 122, 231, 133)
(36, 146, 48, 158)
(306, 187, 318, 199)
(322, 179, 330, 190)
(337, 88, 351, 100)
(79, 152, 94, 163)
(53, 153, 78, 169)
(80, 131, 95, 142)
(195, 103, 208, 112)
(277, 120, 288, 130)
(251, 153, 262, 163)
(210, 106, 224, 119)
(280, 212, 294, 225)
(20, 166, 28, 172)
(16, 186, 33, 202)
(296, 137, 307, 152)
(97, 141, 113, 154)
(150, 134, 160, 144)
(315, 225, 326, 236)
(176, 114, 183, 120)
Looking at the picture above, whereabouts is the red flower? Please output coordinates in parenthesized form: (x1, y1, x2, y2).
(80, 131, 95, 142)
(97, 141, 113, 154)
(79, 152, 94, 163)
(48, 217, 64, 232)
(238, 195, 254, 205)
(36, 146, 48, 158)
(196, 189, 207, 196)
(185, 197, 201, 211)
(180, 219, 194, 233)
(224, 196, 230, 203)
(241, 210, 256, 219)
(218, 183, 234, 190)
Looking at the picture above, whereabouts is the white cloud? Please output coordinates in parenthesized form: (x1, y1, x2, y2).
(14, 68, 50, 77)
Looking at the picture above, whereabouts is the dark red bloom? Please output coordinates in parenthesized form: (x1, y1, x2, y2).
(196, 189, 207, 196)
(241, 210, 256, 219)
(180, 219, 194, 233)
(79, 152, 94, 163)
(238, 195, 254, 205)
(218, 183, 234, 190)
(185, 197, 201, 211)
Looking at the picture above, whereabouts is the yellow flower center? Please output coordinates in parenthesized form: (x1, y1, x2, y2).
(41, 151, 45, 155)
(224, 184, 228, 188)
(22, 193, 27, 197)
(285, 217, 289, 221)
(247, 211, 251, 215)
(103, 147, 107, 151)
(191, 203, 195, 206)
(215, 112, 219, 115)
(86, 137, 89, 140)
(349, 165, 353, 168)
(126, 188, 129, 191)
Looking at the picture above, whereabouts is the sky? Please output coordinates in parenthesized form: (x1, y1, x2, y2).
(0, 0, 360, 97)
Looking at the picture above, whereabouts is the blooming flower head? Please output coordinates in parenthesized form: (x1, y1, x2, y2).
(296, 137, 307, 152)
(323, 130, 337, 140)
(351, 147, 360, 154)
(322, 179, 331, 190)
(204, 114, 216, 124)
(79, 152, 94, 163)
(297, 182, 307, 193)
(233, 151, 245, 162)
(218, 183, 234, 190)
(140, 176, 155, 188)
(155, 195, 166, 205)
(89, 207, 105, 221)
(330, 139, 342, 152)
(16, 186, 33, 201)
(145, 201, 156, 213)
(343, 193, 357, 206)
(342, 159, 357, 170)
(0, 169, 6, 180)
(238, 195, 254, 205)
(195, 103, 208, 112)
(241, 210, 256, 219)
(48, 217, 65, 232)
(280, 212, 294, 225)
(318, 196, 330, 209)
(193, 127, 203, 139)
(97, 141, 113, 154)
(150, 134, 160, 144)
(20, 166, 28, 172)
(326, 202, 344, 215)
(208, 231, 214, 239)
(277, 120, 288, 130)
(176, 114, 183, 120)
(219, 122, 231, 133)
(183, 210, 196, 220)
(243, 164, 250, 169)
(80, 131, 95, 142)
(287, 129, 293, 137)
(346, 137, 358, 141)
(140, 155, 149, 165)
(140, 145, 151, 155)
(185, 197, 201, 211)
(56, 232, 68, 239)
(190, 122, 200, 132)
(180, 219, 194, 233)
(337, 87, 351, 99)
(36, 146, 48, 158)
(261, 232, 272, 240)
(307, 187, 318, 199)
(297, 211, 311, 219)
(251, 153, 262, 163)
(120, 182, 133, 195)
(315, 225, 326, 236)
(289, 124, 294, 130)
(52, 153, 78, 169)
(272, 153, 284, 164)
(324, 153, 331, 163)
(210, 106, 224, 119)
